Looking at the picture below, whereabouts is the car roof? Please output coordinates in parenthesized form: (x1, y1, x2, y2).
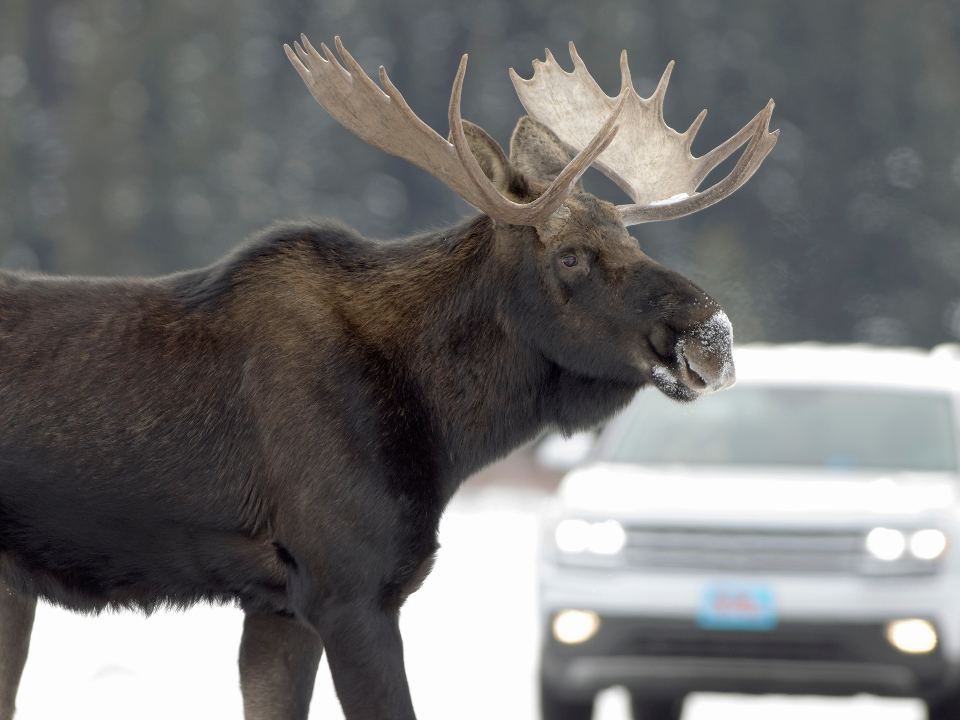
(731, 342, 960, 393)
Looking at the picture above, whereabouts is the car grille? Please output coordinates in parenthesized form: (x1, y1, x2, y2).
(621, 525, 866, 573)
(591, 619, 947, 677)
(626, 628, 846, 662)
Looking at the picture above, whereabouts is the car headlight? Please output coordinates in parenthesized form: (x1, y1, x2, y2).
(865, 527, 906, 561)
(554, 518, 626, 555)
(865, 527, 947, 562)
(908, 529, 947, 560)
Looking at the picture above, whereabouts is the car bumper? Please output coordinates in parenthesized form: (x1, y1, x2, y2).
(542, 615, 960, 700)
(541, 565, 960, 657)
(540, 566, 960, 700)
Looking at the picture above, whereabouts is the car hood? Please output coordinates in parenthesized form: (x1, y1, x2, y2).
(559, 463, 960, 526)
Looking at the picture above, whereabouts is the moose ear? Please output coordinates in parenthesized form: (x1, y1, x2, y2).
(461, 120, 512, 194)
(509, 116, 583, 192)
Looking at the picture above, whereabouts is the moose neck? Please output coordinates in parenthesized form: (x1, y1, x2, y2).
(372, 216, 640, 493)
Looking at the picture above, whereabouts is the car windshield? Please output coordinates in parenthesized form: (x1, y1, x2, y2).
(603, 385, 959, 473)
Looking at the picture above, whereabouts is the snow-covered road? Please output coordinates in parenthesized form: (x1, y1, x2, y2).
(15, 486, 925, 719)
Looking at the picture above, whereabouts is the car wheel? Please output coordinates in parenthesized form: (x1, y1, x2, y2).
(631, 693, 684, 720)
(927, 691, 960, 720)
(540, 679, 594, 720)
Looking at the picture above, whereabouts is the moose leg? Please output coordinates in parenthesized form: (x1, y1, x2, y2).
(311, 599, 415, 720)
(0, 588, 36, 720)
(239, 610, 324, 720)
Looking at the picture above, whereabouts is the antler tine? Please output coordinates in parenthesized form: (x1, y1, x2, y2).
(377, 66, 437, 141)
(287, 35, 624, 227)
(299, 34, 319, 56)
(333, 36, 388, 98)
(683, 109, 708, 151)
(568, 41, 589, 75)
(512, 45, 778, 226)
(447, 54, 511, 209)
(567, 42, 612, 103)
(651, 60, 674, 119)
(619, 50, 633, 93)
(691, 99, 775, 187)
(285, 42, 309, 79)
(292, 41, 310, 67)
(619, 102, 779, 224)
(316, 38, 351, 79)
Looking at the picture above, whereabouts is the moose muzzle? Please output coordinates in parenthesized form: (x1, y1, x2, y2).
(676, 310, 736, 394)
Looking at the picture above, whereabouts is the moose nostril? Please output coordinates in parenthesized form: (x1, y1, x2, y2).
(683, 355, 708, 387)
(682, 344, 736, 392)
(684, 352, 713, 386)
(648, 325, 676, 361)
(678, 310, 736, 392)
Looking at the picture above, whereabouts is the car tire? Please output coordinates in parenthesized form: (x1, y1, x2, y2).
(927, 691, 960, 720)
(630, 694, 684, 720)
(540, 679, 594, 720)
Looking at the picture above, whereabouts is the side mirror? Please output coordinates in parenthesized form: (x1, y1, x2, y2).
(535, 431, 595, 473)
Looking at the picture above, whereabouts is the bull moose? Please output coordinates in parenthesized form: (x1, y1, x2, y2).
(0, 35, 776, 720)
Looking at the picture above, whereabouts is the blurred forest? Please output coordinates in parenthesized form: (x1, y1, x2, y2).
(1, 0, 959, 346)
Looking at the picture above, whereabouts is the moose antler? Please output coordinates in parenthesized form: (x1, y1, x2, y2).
(510, 44, 779, 225)
(285, 35, 626, 227)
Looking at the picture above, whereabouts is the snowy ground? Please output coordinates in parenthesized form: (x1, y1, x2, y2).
(16, 485, 925, 720)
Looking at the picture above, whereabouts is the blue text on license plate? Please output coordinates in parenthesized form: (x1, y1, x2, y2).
(697, 582, 778, 631)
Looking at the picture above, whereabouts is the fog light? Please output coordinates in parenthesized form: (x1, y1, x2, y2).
(886, 619, 938, 654)
(909, 529, 947, 560)
(552, 609, 600, 645)
(866, 527, 906, 561)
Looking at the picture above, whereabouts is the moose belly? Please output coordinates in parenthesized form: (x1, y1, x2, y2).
(0, 522, 288, 613)
(0, 464, 287, 613)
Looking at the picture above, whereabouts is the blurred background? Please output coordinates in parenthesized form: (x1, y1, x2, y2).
(3, 1, 960, 719)
(2, 0, 960, 346)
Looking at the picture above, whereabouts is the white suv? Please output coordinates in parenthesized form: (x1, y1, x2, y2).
(538, 344, 960, 720)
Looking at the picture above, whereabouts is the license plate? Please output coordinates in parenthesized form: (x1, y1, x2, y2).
(697, 582, 778, 631)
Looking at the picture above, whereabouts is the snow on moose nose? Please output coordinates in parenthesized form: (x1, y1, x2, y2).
(678, 310, 736, 393)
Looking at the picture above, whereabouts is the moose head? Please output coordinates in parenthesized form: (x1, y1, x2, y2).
(286, 36, 776, 403)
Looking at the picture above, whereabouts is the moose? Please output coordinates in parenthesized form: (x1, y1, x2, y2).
(0, 34, 776, 720)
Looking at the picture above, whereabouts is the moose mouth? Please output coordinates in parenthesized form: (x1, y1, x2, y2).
(649, 311, 736, 402)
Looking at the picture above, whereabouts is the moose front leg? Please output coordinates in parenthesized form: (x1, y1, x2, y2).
(239, 610, 324, 720)
(311, 599, 416, 720)
(0, 587, 36, 720)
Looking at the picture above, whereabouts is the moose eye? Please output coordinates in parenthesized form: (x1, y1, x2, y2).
(560, 254, 578, 268)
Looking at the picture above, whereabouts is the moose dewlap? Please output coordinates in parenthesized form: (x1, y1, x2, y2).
(0, 34, 775, 720)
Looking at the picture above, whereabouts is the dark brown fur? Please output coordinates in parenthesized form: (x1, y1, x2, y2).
(0, 119, 729, 719)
